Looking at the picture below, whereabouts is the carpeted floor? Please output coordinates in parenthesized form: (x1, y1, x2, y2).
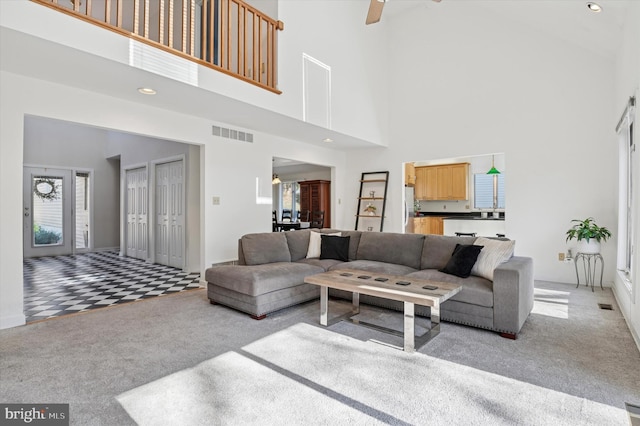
(1, 281, 638, 425)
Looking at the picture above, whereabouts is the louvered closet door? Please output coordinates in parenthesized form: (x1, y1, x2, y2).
(126, 168, 148, 260)
(155, 160, 185, 269)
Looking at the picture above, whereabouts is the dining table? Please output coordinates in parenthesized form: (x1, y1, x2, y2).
(276, 221, 310, 231)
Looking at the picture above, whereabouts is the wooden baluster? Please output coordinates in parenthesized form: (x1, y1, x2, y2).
(253, 14, 258, 81)
(167, 0, 174, 49)
(242, 7, 247, 77)
(267, 22, 272, 87)
(133, 0, 140, 35)
(222, 0, 228, 69)
(159, 0, 165, 45)
(87, 0, 92, 18)
(143, 0, 149, 39)
(116, 0, 123, 27)
(237, 3, 241, 75)
(258, 17, 262, 83)
(201, 0, 208, 60)
(105, 0, 110, 24)
(189, 0, 195, 56)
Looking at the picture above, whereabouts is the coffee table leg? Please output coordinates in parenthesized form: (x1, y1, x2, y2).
(320, 286, 328, 326)
(404, 302, 416, 352)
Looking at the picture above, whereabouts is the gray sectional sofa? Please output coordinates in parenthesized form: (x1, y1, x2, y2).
(205, 229, 534, 338)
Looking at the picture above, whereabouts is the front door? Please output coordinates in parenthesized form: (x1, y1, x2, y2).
(23, 167, 73, 257)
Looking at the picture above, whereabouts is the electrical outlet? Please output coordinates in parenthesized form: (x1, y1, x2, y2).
(558, 252, 565, 261)
(212, 196, 220, 205)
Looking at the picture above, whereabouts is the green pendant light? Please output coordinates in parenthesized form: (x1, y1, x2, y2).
(487, 155, 501, 175)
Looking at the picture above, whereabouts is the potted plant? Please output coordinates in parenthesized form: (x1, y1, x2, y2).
(565, 217, 612, 254)
(363, 203, 377, 216)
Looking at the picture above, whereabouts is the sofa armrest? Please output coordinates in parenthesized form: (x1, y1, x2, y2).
(492, 256, 534, 335)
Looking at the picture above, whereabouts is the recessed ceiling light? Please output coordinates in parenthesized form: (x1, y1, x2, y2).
(137, 87, 156, 95)
(323, 138, 334, 143)
(586, 2, 602, 12)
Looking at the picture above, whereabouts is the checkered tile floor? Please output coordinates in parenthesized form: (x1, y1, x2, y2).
(23, 251, 201, 323)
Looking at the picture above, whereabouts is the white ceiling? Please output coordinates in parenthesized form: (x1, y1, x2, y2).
(383, 0, 630, 59)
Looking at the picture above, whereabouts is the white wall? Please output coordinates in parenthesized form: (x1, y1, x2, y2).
(0, 71, 347, 329)
(24, 116, 121, 250)
(277, 0, 389, 145)
(613, 2, 640, 346)
(340, 3, 618, 287)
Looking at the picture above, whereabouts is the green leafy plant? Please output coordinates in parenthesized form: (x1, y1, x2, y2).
(565, 217, 612, 243)
(33, 225, 62, 245)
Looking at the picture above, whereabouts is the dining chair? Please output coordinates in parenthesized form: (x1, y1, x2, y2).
(272, 210, 280, 232)
(310, 211, 324, 228)
(298, 210, 310, 222)
(282, 209, 292, 222)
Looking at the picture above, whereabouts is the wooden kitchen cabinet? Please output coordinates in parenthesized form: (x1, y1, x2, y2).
(415, 163, 468, 201)
(405, 162, 416, 186)
(413, 216, 444, 235)
(299, 180, 331, 228)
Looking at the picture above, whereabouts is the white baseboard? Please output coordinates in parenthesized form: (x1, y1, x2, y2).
(0, 313, 26, 330)
(612, 282, 640, 353)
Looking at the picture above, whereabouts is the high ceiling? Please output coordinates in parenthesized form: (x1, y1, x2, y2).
(0, 0, 632, 149)
(384, 0, 629, 59)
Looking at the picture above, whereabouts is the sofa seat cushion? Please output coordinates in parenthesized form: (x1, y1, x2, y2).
(205, 262, 324, 296)
(329, 260, 418, 276)
(296, 258, 344, 271)
(405, 269, 494, 308)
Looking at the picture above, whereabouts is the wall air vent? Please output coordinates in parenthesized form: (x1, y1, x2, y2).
(212, 125, 254, 143)
(597, 303, 613, 310)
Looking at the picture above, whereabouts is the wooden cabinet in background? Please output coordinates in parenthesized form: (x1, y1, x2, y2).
(415, 163, 469, 201)
(404, 162, 416, 187)
(299, 180, 331, 228)
(412, 216, 444, 235)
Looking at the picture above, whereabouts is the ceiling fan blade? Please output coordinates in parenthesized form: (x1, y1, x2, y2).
(366, 0, 384, 25)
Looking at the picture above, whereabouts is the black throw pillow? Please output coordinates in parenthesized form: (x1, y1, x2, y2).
(439, 244, 484, 278)
(320, 235, 350, 262)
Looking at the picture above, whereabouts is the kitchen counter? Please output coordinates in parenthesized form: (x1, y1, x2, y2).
(416, 212, 505, 220)
(443, 216, 505, 221)
(441, 214, 506, 237)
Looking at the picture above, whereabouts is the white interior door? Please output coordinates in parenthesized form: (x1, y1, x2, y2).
(126, 167, 148, 260)
(23, 167, 73, 257)
(155, 160, 185, 268)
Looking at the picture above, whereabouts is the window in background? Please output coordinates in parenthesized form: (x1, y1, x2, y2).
(280, 182, 300, 219)
(474, 174, 505, 209)
(616, 97, 635, 292)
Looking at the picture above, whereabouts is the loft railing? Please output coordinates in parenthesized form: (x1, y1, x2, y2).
(32, 0, 283, 93)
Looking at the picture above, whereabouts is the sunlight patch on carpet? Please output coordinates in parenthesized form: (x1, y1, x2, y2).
(117, 323, 626, 425)
(532, 288, 570, 319)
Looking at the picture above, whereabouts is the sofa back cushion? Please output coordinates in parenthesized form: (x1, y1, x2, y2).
(420, 235, 477, 270)
(285, 230, 312, 261)
(286, 229, 362, 261)
(356, 232, 425, 269)
(241, 232, 291, 265)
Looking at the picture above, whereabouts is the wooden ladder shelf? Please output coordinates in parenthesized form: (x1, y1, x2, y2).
(355, 171, 389, 232)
